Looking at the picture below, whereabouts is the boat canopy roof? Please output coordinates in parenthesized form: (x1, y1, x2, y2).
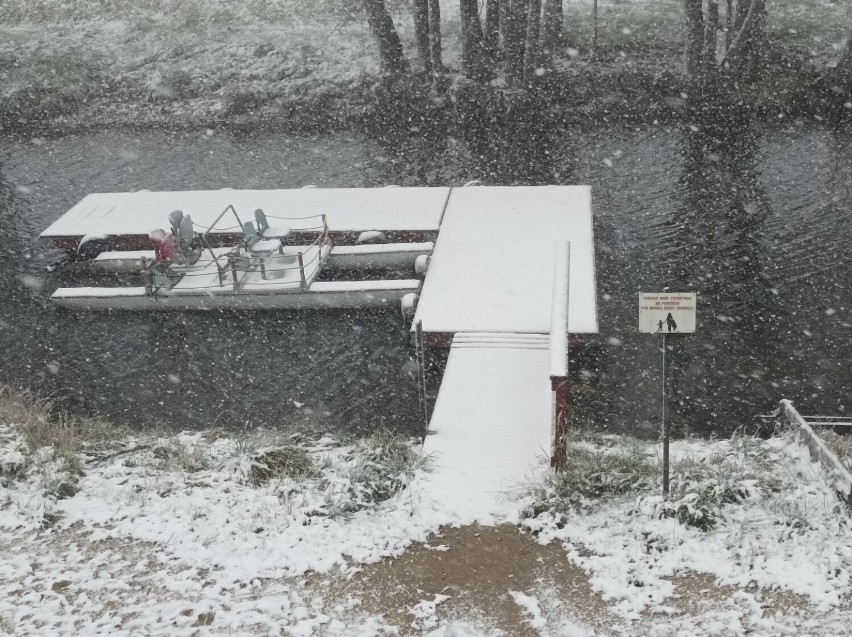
(40, 187, 452, 239)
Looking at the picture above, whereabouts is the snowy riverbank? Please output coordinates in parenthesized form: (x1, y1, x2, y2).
(2, 401, 852, 635)
(2, 0, 849, 132)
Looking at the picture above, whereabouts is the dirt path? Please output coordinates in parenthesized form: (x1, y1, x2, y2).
(317, 524, 610, 635)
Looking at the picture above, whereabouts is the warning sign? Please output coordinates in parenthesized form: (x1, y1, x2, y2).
(639, 292, 697, 334)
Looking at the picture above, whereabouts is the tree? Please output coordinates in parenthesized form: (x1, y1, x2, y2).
(484, 0, 500, 61)
(363, 0, 407, 75)
(540, 0, 564, 59)
(834, 20, 852, 96)
(500, 0, 528, 86)
(723, 0, 765, 85)
(684, 0, 705, 80)
(459, 0, 488, 79)
(523, 0, 542, 84)
(839, 23, 852, 81)
(413, 0, 432, 75)
(684, 0, 767, 94)
(428, 0, 443, 77)
(456, 0, 565, 88)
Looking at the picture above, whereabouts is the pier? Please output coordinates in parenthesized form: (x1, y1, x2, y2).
(41, 184, 598, 516)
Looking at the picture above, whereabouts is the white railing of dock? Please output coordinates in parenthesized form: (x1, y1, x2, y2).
(780, 400, 852, 503)
(549, 242, 570, 470)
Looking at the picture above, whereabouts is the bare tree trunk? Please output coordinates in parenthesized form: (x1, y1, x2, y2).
(501, 0, 526, 86)
(460, 0, 488, 79)
(838, 22, 852, 82)
(363, 0, 407, 75)
(427, 0, 443, 76)
(523, 0, 542, 85)
(684, 0, 705, 81)
(592, 0, 598, 50)
(413, 0, 432, 75)
(725, 0, 734, 48)
(702, 0, 719, 88)
(541, 0, 564, 59)
(725, 0, 765, 85)
(484, 0, 500, 61)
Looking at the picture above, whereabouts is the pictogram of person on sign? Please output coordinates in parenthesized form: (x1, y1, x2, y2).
(665, 312, 678, 332)
(657, 319, 664, 332)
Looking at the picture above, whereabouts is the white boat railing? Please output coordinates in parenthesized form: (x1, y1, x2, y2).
(143, 207, 332, 295)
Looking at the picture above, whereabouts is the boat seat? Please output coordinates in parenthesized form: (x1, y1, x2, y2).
(250, 238, 283, 254)
(243, 221, 283, 280)
(255, 209, 290, 240)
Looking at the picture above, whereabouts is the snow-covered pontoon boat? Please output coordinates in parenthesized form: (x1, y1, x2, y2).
(49, 202, 428, 311)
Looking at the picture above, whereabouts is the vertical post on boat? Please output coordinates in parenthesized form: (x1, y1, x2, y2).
(229, 252, 239, 291)
(298, 252, 307, 291)
(141, 257, 153, 296)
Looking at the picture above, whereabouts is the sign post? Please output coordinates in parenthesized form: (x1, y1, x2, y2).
(639, 292, 697, 499)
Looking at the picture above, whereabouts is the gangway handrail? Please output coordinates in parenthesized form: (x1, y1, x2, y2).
(549, 241, 571, 470)
(549, 242, 571, 380)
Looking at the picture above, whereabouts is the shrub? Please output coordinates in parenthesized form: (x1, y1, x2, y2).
(522, 434, 657, 521)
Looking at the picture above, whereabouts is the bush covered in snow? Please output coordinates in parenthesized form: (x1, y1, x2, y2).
(521, 431, 852, 617)
(0, 388, 84, 528)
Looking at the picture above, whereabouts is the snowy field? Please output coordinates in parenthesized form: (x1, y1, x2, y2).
(1, 0, 848, 127)
(2, 402, 852, 635)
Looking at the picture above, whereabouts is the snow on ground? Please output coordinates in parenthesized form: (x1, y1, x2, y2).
(521, 433, 852, 622)
(0, 425, 455, 635)
(2, 418, 852, 635)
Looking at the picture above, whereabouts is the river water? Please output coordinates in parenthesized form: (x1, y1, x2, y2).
(1, 120, 850, 437)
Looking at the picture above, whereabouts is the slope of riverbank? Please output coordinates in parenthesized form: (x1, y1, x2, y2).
(1, 0, 849, 134)
(2, 384, 852, 635)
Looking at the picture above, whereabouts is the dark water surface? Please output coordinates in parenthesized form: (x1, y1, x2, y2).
(1, 122, 851, 436)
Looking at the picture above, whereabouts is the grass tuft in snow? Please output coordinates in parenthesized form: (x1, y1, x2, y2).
(657, 432, 772, 530)
(0, 387, 83, 515)
(521, 429, 804, 533)
(820, 429, 852, 473)
(342, 427, 426, 509)
(521, 431, 656, 522)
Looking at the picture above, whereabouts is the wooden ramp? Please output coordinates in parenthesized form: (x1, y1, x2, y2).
(422, 333, 552, 523)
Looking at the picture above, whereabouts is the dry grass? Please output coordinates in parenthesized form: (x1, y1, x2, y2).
(0, 386, 79, 463)
(820, 429, 852, 474)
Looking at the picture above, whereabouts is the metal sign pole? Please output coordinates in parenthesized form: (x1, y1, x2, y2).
(639, 291, 696, 500)
(662, 332, 672, 499)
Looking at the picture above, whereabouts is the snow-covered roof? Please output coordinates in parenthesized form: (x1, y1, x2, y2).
(40, 187, 451, 238)
(414, 185, 598, 335)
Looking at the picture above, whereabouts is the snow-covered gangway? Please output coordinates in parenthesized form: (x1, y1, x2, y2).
(422, 333, 553, 522)
(418, 186, 598, 521)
